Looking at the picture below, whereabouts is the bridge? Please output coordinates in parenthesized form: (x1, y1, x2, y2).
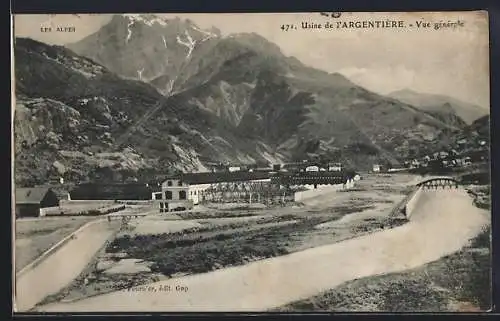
(389, 176, 465, 220)
(416, 176, 460, 190)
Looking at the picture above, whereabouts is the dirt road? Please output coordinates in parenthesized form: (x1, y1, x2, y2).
(35, 188, 488, 312)
(15, 220, 119, 312)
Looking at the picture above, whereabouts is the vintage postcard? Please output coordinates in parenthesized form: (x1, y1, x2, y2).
(12, 12, 491, 313)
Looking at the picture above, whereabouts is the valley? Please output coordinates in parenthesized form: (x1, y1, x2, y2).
(13, 16, 489, 185)
(12, 13, 491, 314)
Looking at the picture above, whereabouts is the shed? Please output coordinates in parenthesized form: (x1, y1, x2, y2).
(15, 187, 60, 218)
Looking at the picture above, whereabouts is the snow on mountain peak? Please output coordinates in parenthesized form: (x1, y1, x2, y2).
(123, 14, 169, 27)
(122, 14, 169, 44)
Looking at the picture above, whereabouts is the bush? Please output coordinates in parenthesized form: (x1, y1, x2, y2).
(470, 226, 490, 249)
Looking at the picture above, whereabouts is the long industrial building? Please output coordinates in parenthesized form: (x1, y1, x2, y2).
(153, 170, 357, 212)
(69, 183, 160, 200)
(67, 168, 357, 213)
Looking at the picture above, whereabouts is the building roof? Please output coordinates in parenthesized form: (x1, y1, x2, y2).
(179, 171, 271, 185)
(15, 187, 52, 204)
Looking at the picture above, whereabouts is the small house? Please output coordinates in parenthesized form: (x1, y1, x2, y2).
(15, 187, 60, 218)
(328, 163, 342, 172)
(439, 151, 449, 159)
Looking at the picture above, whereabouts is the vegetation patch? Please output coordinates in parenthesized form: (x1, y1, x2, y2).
(106, 216, 332, 278)
(177, 211, 261, 220)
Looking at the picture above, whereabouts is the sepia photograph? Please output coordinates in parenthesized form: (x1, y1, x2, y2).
(11, 11, 491, 313)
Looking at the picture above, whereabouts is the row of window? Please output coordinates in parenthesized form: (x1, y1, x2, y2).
(166, 180, 184, 187)
(156, 190, 187, 200)
(154, 189, 200, 200)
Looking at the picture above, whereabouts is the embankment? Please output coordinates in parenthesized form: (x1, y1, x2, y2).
(404, 187, 423, 219)
(15, 220, 120, 312)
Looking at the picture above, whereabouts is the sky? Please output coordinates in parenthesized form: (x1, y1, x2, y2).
(13, 12, 490, 108)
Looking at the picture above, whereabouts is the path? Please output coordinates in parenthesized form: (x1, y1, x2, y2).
(34, 188, 489, 312)
(15, 220, 120, 312)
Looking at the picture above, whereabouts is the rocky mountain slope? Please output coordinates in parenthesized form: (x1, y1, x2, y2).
(14, 15, 472, 185)
(468, 115, 489, 139)
(66, 15, 464, 166)
(388, 89, 488, 125)
(13, 37, 282, 186)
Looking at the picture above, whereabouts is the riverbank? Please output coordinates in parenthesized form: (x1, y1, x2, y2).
(275, 203, 491, 312)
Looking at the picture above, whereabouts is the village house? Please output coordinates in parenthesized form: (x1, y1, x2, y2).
(439, 151, 449, 159)
(15, 187, 60, 218)
(328, 162, 342, 172)
(410, 159, 421, 168)
(305, 165, 319, 172)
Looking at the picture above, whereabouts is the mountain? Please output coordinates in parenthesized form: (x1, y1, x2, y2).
(465, 114, 490, 141)
(66, 14, 223, 96)
(14, 15, 469, 184)
(66, 15, 463, 164)
(13, 37, 283, 186)
(388, 89, 488, 125)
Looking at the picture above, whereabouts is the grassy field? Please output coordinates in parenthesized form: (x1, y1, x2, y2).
(275, 225, 491, 312)
(15, 216, 97, 272)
